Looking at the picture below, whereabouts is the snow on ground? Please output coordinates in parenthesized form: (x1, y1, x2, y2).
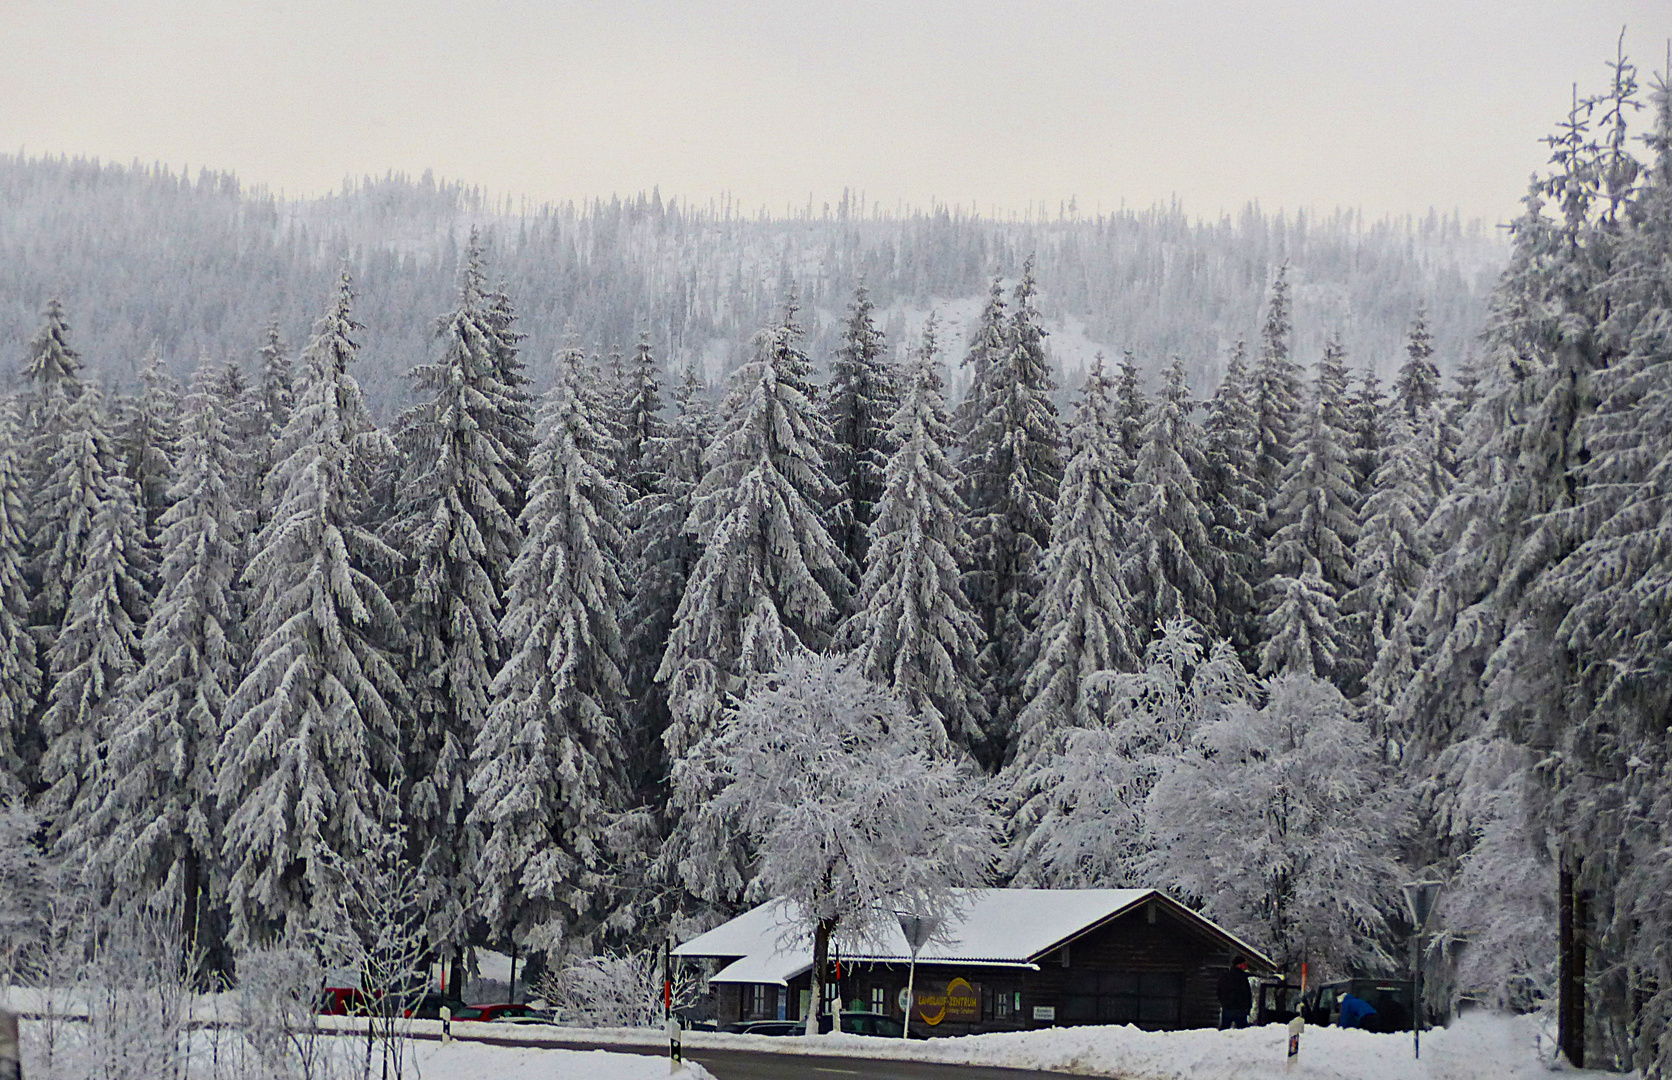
(449, 1012, 1625, 1080)
(382, 1040, 715, 1080)
(15, 1017, 713, 1080)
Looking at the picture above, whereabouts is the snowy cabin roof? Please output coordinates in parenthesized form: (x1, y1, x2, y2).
(674, 888, 1276, 986)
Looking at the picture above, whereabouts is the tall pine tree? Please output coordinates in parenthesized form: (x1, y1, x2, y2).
(842, 315, 986, 754)
(825, 284, 898, 588)
(63, 366, 240, 942)
(39, 386, 151, 827)
(622, 366, 712, 793)
(657, 297, 845, 760)
(214, 272, 406, 946)
(964, 260, 1063, 766)
(1198, 341, 1263, 664)
(469, 348, 629, 955)
(1248, 264, 1302, 507)
(1010, 358, 1137, 781)
(0, 407, 41, 799)
(1123, 357, 1216, 644)
(386, 244, 526, 965)
(1259, 337, 1359, 681)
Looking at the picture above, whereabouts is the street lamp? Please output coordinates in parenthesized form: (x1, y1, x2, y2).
(1400, 880, 1444, 1060)
(895, 912, 940, 1040)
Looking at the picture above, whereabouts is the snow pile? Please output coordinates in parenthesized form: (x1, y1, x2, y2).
(804, 1013, 1581, 1079)
(501, 1013, 1618, 1080)
(394, 1041, 714, 1080)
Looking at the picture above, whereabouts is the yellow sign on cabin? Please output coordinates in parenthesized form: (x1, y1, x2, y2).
(915, 977, 980, 1025)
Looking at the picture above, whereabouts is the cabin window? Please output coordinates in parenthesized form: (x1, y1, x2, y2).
(751, 984, 770, 1018)
(870, 986, 886, 1014)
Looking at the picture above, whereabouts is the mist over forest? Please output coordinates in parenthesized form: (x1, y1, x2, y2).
(0, 153, 1503, 413)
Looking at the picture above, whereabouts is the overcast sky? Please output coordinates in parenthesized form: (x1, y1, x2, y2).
(3, 1, 1668, 224)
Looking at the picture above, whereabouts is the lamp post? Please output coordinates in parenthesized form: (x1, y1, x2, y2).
(896, 912, 940, 1040)
(1400, 880, 1443, 1060)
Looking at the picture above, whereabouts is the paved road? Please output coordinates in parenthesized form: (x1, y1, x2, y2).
(406, 1029, 1070, 1080)
(680, 1046, 1066, 1079)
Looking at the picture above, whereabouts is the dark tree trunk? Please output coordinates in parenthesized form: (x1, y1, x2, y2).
(181, 848, 203, 979)
(1558, 864, 1586, 1068)
(806, 917, 835, 1036)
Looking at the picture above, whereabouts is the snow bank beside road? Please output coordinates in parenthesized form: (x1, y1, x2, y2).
(397, 1041, 714, 1080)
(498, 1012, 1617, 1080)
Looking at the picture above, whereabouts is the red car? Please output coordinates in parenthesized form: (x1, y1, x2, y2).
(318, 988, 374, 1016)
(470, 1003, 537, 1023)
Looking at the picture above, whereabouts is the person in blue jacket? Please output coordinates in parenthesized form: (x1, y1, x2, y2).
(1337, 993, 1378, 1029)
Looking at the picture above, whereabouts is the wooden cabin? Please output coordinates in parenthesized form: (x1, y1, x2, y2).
(674, 888, 1278, 1036)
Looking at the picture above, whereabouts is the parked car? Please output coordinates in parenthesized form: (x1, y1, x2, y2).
(404, 994, 484, 1021)
(835, 1011, 905, 1037)
(1311, 979, 1415, 1033)
(725, 1012, 910, 1037)
(470, 1003, 538, 1023)
(319, 987, 374, 1016)
(725, 1020, 806, 1036)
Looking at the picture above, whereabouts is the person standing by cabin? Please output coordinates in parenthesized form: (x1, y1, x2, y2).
(1216, 958, 1253, 1029)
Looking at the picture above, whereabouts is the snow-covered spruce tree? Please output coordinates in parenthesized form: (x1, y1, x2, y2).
(484, 279, 536, 524)
(952, 276, 1007, 452)
(676, 654, 997, 1035)
(386, 245, 525, 966)
(622, 366, 713, 794)
(1394, 311, 1460, 504)
(1112, 349, 1147, 478)
(39, 386, 151, 828)
(1198, 341, 1263, 665)
(61, 366, 239, 939)
(1010, 620, 1251, 887)
(963, 261, 1063, 766)
(1259, 337, 1359, 682)
(1533, 65, 1672, 1072)
(468, 348, 630, 957)
(825, 283, 898, 587)
(257, 319, 294, 446)
(1427, 742, 1557, 1013)
(1248, 264, 1302, 507)
(617, 332, 666, 505)
(841, 315, 986, 755)
(656, 299, 845, 763)
(1345, 410, 1432, 740)
(0, 407, 42, 799)
(1143, 672, 1407, 978)
(214, 272, 406, 947)
(1346, 367, 1386, 501)
(21, 299, 87, 633)
(1394, 80, 1631, 804)
(1122, 357, 1215, 645)
(20, 298, 84, 487)
(118, 349, 181, 535)
(1386, 70, 1647, 1063)
(209, 361, 264, 516)
(1008, 358, 1136, 783)
(1394, 307, 1443, 423)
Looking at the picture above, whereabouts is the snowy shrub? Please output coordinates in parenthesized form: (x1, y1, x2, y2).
(1010, 620, 1251, 887)
(1144, 672, 1408, 978)
(235, 945, 336, 1080)
(677, 653, 998, 1032)
(544, 950, 700, 1029)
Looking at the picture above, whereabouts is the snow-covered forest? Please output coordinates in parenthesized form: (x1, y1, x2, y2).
(2, 47, 1671, 1080)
